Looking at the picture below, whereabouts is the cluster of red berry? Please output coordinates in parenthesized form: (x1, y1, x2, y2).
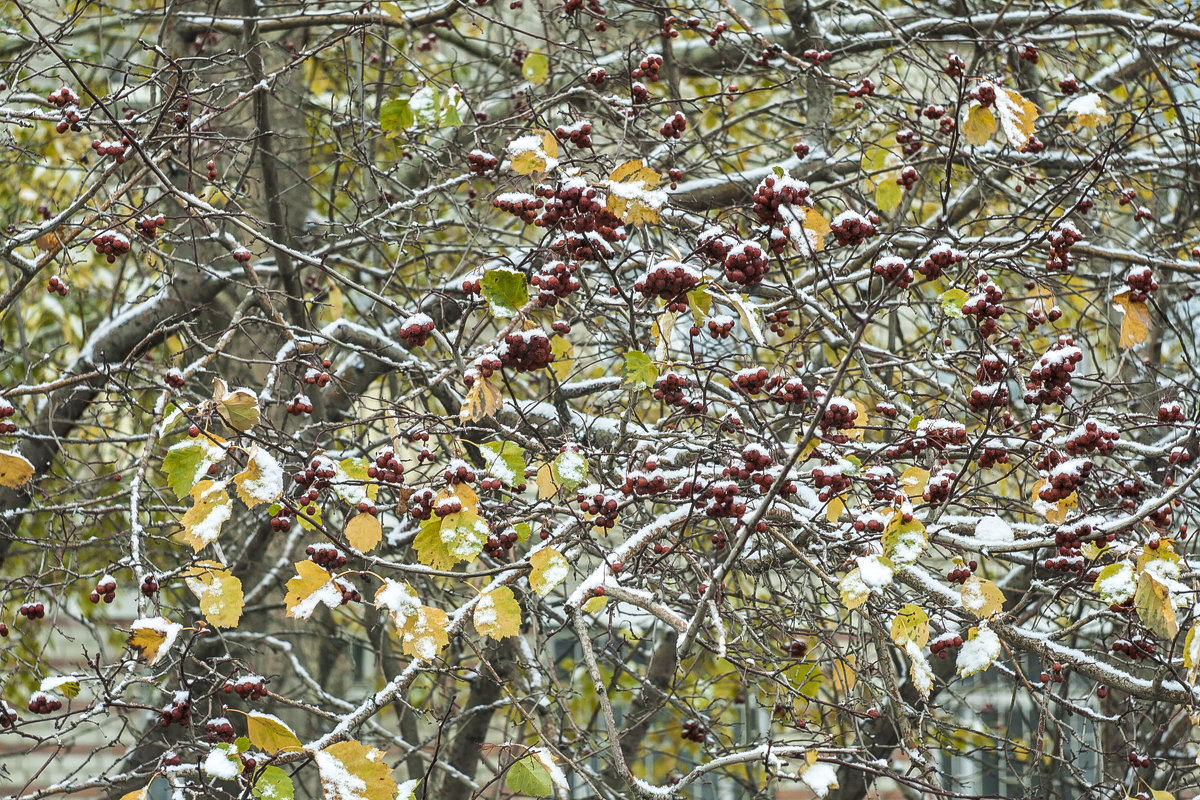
(399, 313, 436, 347)
(578, 487, 619, 529)
(369, 447, 405, 485)
(829, 210, 878, 247)
(90, 575, 117, 604)
(554, 120, 593, 148)
(659, 111, 687, 139)
(285, 393, 313, 416)
(681, 719, 706, 743)
(635, 260, 701, 312)
(92, 230, 131, 263)
(91, 137, 130, 164)
(28, 692, 62, 715)
(1024, 335, 1083, 405)
(923, 468, 957, 504)
(467, 149, 498, 175)
(962, 272, 1005, 336)
(136, 213, 166, 239)
(530, 260, 581, 309)
(1158, 400, 1186, 424)
(223, 674, 268, 700)
(1046, 222, 1084, 272)
(493, 191, 543, 224)
(930, 633, 964, 659)
(873, 255, 913, 288)
(48, 86, 83, 133)
(499, 329, 555, 372)
(205, 717, 237, 743)
(1125, 266, 1158, 302)
(307, 543, 347, 570)
(631, 54, 663, 82)
(159, 694, 190, 728)
(811, 464, 852, 502)
(19, 602, 46, 620)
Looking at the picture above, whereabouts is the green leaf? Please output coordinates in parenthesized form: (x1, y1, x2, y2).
(940, 289, 968, 318)
(875, 179, 902, 213)
(413, 510, 490, 570)
(482, 441, 526, 487)
(687, 288, 711, 326)
(380, 2, 403, 23)
(252, 766, 295, 800)
(440, 90, 462, 127)
(163, 442, 206, 499)
(622, 350, 658, 390)
(522, 52, 549, 85)
(380, 98, 413, 134)
(552, 448, 588, 491)
(480, 267, 529, 318)
(506, 754, 554, 797)
(246, 711, 303, 754)
(474, 586, 522, 639)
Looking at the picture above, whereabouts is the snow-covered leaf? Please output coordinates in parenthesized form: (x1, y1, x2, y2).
(474, 587, 522, 639)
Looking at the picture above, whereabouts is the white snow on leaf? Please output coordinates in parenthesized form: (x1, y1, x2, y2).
(397, 780, 419, 800)
(203, 745, 241, 780)
(975, 515, 1014, 544)
(291, 578, 343, 622)
(315, 748, 368, 800)
(474, 591, 498, 629)
(800, 761, 839, 798)
(130, 617, 182, 663)
(376, 579, 420, 629)
(1095, 563, 1136, 604)
(240, 447, 283, 503)
(905, 640, 933, 698)
(556, 448, 587, 483)
(956, 626, 1001, 677)
(856, 554, 893, 589)
(530, 747, 569, 790)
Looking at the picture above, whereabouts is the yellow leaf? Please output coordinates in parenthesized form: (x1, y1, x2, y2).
(583, 595, 608, 614)
(960, 575, 1005, 618)
(875, 179, 902, 213)
(1065, 92, 1108, 128)
(1113, 290, 1150, 348)
(508, 129, 558, 176)
(1031, 479, 1075, 524)
(284, 561, 339, 621)
(36, 226, 65, 253)
(530, 547, 569, 595)
(899, 467, 928, 501)
(606, 159, 664, 227)
(118, 788, 148, 800)
(400, 604, 450, 659)
(962, 105, 995, 146)
(825, 495, 846, 523)
(839, 569, 870, 610)
(995, 87, 1039, 146)
(830, 655, 857, 694)
(246, 711, 303, 753)
(0, 449, 34, 488)
(522, 51, 549, 85)
(460, 377, 503, 422)
(849, 399, 870, 441)
(380, 1, 403, 23)
(182, 561, 244, 629)
(550, 335, 573, 380)
(346, 513, 383, 553)
(212, 379, 259, 432)
(474, 587, 522, 639)
(882, 515, 927, 566)
(536, 462, 558, 499)
(127, 617, 182, 666)
(1135, 570, 1179, 640)
(317, 741, 397, 800)
(178, 480, 232, 551)
(799, 206, 830, 252)
(232, 446, 282, 508)
(890, 604, 929, 649)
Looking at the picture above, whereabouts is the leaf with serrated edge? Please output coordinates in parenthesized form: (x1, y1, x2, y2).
(178, 480, 233, 551)
(960, 575, 1005, 618)
(890, 604, 929, 649)
(0, 449, 34, 488)
(246, 712, 303, 754)
(1113, 289, 1150, 348)
(622, 350, 658, 389)
(182, 560, 244, 628)
(1135, 570, 1178, 639)
(316, 741, 397, 800)
(284, 561, 339, 621)
(530, 547, 569, 595)
(474, 587, 522, 639)
(461, 377, 503, 422)
(346, 513, 383, 553)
